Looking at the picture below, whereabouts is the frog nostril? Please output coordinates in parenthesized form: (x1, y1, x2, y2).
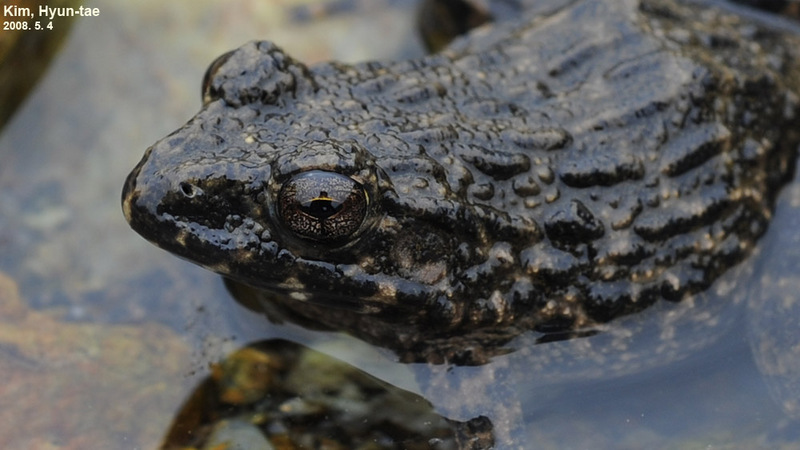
(179, 182, 201, 198)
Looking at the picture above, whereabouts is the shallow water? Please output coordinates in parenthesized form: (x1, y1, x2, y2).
(0, 1, 798, 448)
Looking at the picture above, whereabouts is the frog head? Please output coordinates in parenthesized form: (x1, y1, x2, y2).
(122, 42, 534, 334)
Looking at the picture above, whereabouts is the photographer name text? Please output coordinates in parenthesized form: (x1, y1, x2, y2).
(3, 4, 100, 31)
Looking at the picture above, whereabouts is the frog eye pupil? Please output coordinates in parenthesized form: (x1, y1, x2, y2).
(278, 171, 368, 242)
(304, 192, 338, 218)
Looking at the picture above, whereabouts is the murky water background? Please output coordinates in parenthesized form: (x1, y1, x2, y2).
(0, 0, 798, 448)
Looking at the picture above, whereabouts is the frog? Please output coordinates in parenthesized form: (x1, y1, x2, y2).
(122, 0, 800, 447)
(122, 0, 800, 361)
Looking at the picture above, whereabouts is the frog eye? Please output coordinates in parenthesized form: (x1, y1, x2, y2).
(278, 171, 369, 243)
(201, 50, 234, 105)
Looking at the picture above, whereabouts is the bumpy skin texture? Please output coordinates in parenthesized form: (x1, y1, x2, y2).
(123, 0, 800, 363)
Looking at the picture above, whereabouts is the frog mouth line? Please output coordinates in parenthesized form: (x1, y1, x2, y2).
(122, 192, 440, 313)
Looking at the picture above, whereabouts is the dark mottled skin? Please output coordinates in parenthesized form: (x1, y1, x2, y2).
(123, 0, 800, 365)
